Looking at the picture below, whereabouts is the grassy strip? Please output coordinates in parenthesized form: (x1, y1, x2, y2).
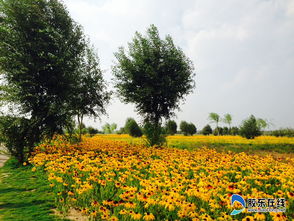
(169, 142, 294, 153)
(0, 158, 68, 221)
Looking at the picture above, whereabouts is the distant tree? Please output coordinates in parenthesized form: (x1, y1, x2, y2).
(166, 120, 177, 135)
(208, 113, 220, 135)
(202, 124, 212, 135)
(256, 118, 269, 131)
(117, 127, 126, 135)
(223, 126, 229, 135)
(180, 121, 196, 136)
(87, 126, 99, 136)
(180, 121, 189, 136)
(213, 127, 223, 136)
(71, 44, 111, 141)
(102, 123, 111, 134)
(113, 25, 195, 146)
(239, 115, 261, 139)
(187, 123, 197, 135)
(125, 118, 142, 137)
(223, 114, 232, 129)
(230, 126, 239, 135)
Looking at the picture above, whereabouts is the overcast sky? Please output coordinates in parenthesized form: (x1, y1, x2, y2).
(63, 0, 294, 130)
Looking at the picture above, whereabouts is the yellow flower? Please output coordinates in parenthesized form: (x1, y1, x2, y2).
(143, 212, 155, 221)
(242, 216, 254, 221)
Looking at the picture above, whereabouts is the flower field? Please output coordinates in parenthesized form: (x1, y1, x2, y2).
(30, 136, 294, 220)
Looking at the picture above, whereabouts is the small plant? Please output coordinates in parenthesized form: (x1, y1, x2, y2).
(239, 115, 261, 139)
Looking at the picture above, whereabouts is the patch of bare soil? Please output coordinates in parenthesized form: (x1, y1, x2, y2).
(52, 208, 88, 221)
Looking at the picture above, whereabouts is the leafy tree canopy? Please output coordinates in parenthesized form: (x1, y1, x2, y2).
(113, 25, 195, 145)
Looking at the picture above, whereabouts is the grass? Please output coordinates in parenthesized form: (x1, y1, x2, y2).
(0, 158, 68, 221)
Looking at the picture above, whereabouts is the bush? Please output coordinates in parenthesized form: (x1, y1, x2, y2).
(202, 124, 212, 135)
(223, 127, 229, 135)
(239, 115, 261, 139)
(125, 118, 143, 137)
(165, 120, 177, 135)
(0, 116, 37, 163)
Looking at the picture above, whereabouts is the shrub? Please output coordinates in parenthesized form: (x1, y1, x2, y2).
(239, 115, 261, 139)
(202, 124, 212, 135)
(143, 122, 166, 146)
(87, 127, 99, 136)
(125, 118, 143, 137)
(0, 116, 37, 163)
(165, 120, 177, 135)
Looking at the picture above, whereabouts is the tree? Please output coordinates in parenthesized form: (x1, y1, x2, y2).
(223, 114, 232, 129)
(202, 124, 212, 135)
(102, 123, 117, 134)
(0, 0, 89, 162)
(113, 25, 195, 146)
(208, 113, 220, 135)
(239, 115, 261, 139)
(213, 127, 223, 136)
(256, 118, 269, 131)
(124, 118, 142, 137)
(71, 44, 110, 140)
(180, 121, 196, 136)
(180, 121, 189, 136)
(187, 123, 197, 135)
(230, 126, 239, 135)
(165, 120, 177, 135)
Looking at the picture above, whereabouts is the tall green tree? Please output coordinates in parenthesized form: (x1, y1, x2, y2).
(113, 25, 195, 146)
(208, 113, 220, 135)
(0, 0, 109, 161)
(71, 44, 110, 140)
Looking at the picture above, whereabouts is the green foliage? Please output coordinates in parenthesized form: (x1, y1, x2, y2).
(213, 127, 224, 136)
(223, 113, 232, 128)
(113, 24, 195, 145)
(256, 118, 269, 130)
(165, 120, 177, 135)
(180, 121, 196, 136)
(223, 127, 229, 135)
(202, 124, 212, 135)
(230, 126, 239, 135)
(0, 158, 67, 220)
(0, 0, 85, 137)
(124, 118, 143, 137)
(102, 123, 117, 134)
(208, 113, 220, 134)
(0, 116, 37, 163)
(87, 126, 99, 136)
(239, 115, 261, 139)
(269, 128, 294, 137)
(143, 122, 166, 146)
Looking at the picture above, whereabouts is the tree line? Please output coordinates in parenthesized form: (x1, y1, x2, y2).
(0, 0, 194, 163)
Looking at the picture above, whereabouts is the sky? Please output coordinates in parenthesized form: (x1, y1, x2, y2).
(63, 0, 294, 131)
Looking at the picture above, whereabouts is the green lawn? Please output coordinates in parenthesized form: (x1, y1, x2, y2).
(0, 158, 68, 221)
